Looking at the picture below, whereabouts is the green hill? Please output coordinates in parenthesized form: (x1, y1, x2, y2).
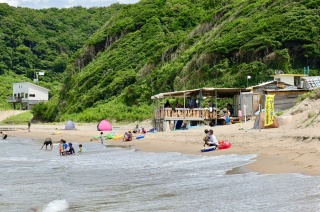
(53, 0, 320, 122)
(0, 3, 123, 109)
(1, 0, 320, 122)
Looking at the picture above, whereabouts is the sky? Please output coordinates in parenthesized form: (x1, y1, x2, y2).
(0, 0, 139, 9)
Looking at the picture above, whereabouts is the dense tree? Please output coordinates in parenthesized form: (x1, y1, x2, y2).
(0, 3, 123, 108)
(56, 0, 320, 122)
(1, 1, 320, 122)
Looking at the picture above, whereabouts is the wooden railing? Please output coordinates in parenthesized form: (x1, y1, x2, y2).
(153, 108, 218, 120)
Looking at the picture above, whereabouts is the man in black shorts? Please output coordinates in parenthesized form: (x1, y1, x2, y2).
(41, 138, 53, 150)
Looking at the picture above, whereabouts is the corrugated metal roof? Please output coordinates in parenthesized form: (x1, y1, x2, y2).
(13, 82, 50, 91)
(151, 87, 250, 99)
(301, 76, 320, 89)
(272, 74, 308, 77)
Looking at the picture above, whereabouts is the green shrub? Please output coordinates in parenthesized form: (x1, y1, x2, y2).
(310, 88, 320, 100)
(296, 92, 312, 103)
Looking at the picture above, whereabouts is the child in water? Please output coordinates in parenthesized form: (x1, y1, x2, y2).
(100, 132, 105, 144)
(79, 144, 86, 153)
(68, 143, 75, 155)
(58, 142, 63, 155)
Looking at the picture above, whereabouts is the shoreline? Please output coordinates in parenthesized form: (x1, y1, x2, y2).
(3, 121, 320, 176)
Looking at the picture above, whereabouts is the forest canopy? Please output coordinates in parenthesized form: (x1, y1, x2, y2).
(0, 0, 320, 122)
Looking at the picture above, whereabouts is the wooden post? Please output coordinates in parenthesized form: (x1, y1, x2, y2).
(215, 89, 218, 125)
(183, 92, 186, 119)
(259, 104, 261, 132)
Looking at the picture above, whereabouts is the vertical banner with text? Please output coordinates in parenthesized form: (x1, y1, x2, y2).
(264, 95, 275, 126)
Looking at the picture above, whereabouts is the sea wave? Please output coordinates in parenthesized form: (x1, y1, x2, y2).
(42, 199, 68, 212)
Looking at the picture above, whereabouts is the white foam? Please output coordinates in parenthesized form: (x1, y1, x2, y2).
(42, 199, 68, 212)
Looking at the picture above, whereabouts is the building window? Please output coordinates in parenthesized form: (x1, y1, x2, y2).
(25, 93, 28, 98)
(21, 93, 24, 98)
(29, 94, 35, 97)
(14, 94, 17, 98)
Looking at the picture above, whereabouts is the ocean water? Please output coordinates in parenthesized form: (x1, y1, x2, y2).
(0, 137, 320, 212)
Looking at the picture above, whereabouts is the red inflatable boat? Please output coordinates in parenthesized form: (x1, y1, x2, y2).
(218, 140, 232, 149)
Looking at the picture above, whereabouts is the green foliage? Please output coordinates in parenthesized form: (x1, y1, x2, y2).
(295, 92, 312, 103)
(310, 88, 320, 100)
(0, 3, 123, 111)
(2, 1, 320, 122)
(275, 111, 284, 116)
(53, 0, 320, 122)
(31, 96, 59, 122)
(60, 98, 152, 122)
(296, 88, 320, 103)
(1, 111, 33, 124)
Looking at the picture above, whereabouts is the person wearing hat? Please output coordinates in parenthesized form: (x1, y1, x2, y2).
(204, 129, 219, 148)
(123, 131, 132, 142)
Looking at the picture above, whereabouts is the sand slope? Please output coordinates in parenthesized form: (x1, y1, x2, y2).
(0, 110, 29, 122)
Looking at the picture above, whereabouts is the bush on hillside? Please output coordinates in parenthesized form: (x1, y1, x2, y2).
(310, 88, 320, 100)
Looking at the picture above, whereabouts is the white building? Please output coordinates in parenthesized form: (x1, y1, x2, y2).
(7, 82, 50, 110)
(273, 74, 308, 87)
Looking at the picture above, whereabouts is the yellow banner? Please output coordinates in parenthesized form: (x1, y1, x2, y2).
(264, 95, 275, 126)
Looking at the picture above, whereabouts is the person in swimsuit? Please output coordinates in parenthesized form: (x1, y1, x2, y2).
(41, 138, 53, 150)
(78, 144, 86, 153)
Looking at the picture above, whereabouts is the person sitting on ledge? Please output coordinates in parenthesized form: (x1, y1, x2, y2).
(164, 100, 171, 108)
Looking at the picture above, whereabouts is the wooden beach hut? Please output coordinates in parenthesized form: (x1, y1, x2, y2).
(151, 88, 251, 131)
(249, 81, 309, 112)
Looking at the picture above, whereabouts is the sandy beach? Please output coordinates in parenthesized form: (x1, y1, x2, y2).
(1, 98, 320, 176)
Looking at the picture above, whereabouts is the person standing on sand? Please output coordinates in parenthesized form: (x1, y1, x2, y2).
(100, 132, 105, 144)
(28, 121, 31, 132)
